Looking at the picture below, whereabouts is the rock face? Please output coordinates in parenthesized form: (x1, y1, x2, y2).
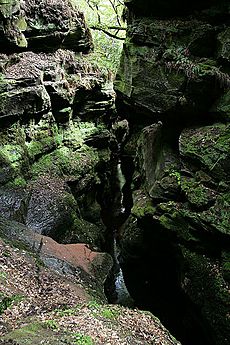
(0, 0, 92, 52)
(0, 1, 117, 250)
(116, 1, 230, 345)
(117, 1, 230, 119)
(0, 3, 121, 326)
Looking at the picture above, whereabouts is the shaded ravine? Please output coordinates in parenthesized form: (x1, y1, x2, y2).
(98, 124, 217, 345)
(96, 145, 134, 306)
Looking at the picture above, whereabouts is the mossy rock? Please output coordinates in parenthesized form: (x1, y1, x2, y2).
(61, 215, 104, 248)
(30, 146, 99, 181)
(116, 41, 185, 114)
(2, 322, 71, 345)
(157, 201, 199, 242)
(0, 0, 20, 18)
(179, 123, 230, 182)
(199, 192, 230, 235)
(0, 145, 28, 184)
(131, 190, 156, 218)
(0, 150, 15, 184)
(181, 247, 230, 345)
(181, 176, 217, 209)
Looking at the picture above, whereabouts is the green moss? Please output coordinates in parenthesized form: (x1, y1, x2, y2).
(0, 144, 26, 181)
(169, 170, 181, 186)
(132, 204, 156, 218)
(30, 145, 99, 179)
(87, 301, 120, 320)
(0, 0, 20, 18)
(16, 33, 28, 47)
(69, 215, 102, 246)
(180, 124, 230, 181)
(0, 144, 24, 163)
(100, 307, 120, 319)
(44, 319, 59, 330)
(55, 306, 80, 317)
(0, 271, 7, 281)
(181, 177, 212, 208)
(7, 176, 27, 187)
(131, 193, 156, 218)
(3, 322, 47, 341)
(15, 15, 27, 30)
(157, 202, 199, 241)
(26, 136, 59, 160)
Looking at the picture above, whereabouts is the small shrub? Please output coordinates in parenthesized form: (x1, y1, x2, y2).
(101, 307, 119, 319)
(0, 294, 24, 315)
(44, 319, 59, 330)
(74, 333, 94, 345)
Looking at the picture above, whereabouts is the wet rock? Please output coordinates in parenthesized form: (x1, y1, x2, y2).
(25, 176, 104, 247)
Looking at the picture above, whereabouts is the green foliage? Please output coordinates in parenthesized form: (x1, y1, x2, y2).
(55, 306, 80, 317)
(169, 170, 181, 186)
(0, 271, 7, 281)
(44, 319, 59, 330)
(163, 45, 230, 87)
(87, 299, 101, 310)
(101, 307, 119, 319)
(7, 176, 27, 187)
(73, 0, 126, 73)
(74, 333, 94, 345)
(0, 294, 24, 315)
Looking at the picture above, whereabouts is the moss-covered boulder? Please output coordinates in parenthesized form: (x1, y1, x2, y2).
(0, 0, 92, 53)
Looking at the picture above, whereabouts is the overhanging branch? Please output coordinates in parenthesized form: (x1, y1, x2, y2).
(90, 26, 126, 40)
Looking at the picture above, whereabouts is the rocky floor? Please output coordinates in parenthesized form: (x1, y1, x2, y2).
(0, 237, 181, 345)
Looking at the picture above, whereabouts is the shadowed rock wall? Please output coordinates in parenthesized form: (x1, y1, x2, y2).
(115, 1, 230, 344)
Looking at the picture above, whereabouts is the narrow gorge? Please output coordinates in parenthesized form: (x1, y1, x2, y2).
(0, 1, 229, 345)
